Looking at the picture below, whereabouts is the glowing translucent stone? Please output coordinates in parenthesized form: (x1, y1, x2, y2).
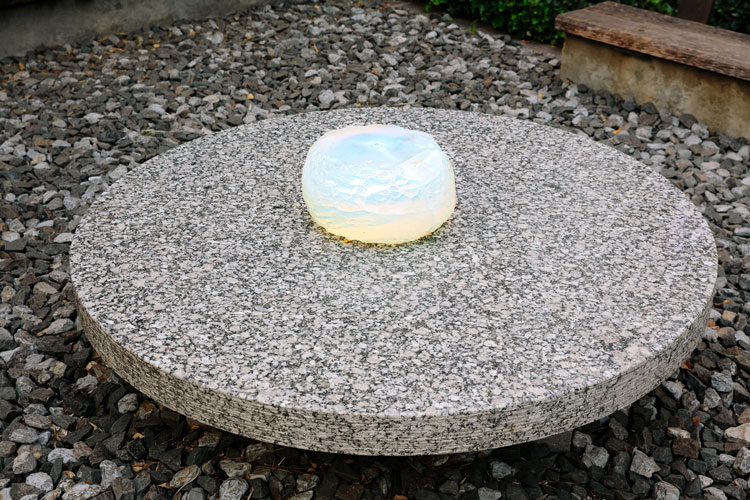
(302, 124, 456, 244)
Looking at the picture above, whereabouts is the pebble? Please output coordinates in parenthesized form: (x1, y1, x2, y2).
(295, 475, 319, 493)
(489, 461, 513, 480)
(218, 460, 252, 479)
(712, 372, 734, 392)
(0, 329, 15, 351)
(9, 427, 39, 444)
(662, 380, 684, 400)
(184, 489, 205, 500)
(32, 282, 57, 296)
(110, 478, 134, 500)
(47, 448, 76, 465)
(289, 493, 312, 500)
(571, 431, 592, 449)
(25, 474, 53, 493)
(100, 461, 123, 488)
(476, 487, 502, 500)
(673, 437, 701, 458)
(116, 394, 138, 414)
(12, 452, 36, 474)
(667, 427, 691, 439)
(0, 442, 16, 457)
(61, 485, 103, 500)
(52, 233, 74, 244)
(169, 465, 200, 489)
(704, 487, 728, 500)
(733, 447, 750, 475)
(72, 375, 97, 392)
(44, 319, 74, 336)
(703, 387, 722, 408)
(630, 449, 660, 478)
(653, 481, 680, 500)
(41, 490, 62, 500)
(218, 479, 248, 500)
(726, 424, 750, 446)
(582, 444, 609, 468)
(83, 113, 103, 124)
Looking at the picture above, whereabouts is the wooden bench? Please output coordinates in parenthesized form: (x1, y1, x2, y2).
(555, 2, 750, 139)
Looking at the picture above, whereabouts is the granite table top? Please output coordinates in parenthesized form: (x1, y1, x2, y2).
(70, 107, 717, 455)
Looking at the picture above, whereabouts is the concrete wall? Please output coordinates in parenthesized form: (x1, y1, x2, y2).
(0, 0, 271, 59)
(560, 35, 750, 140)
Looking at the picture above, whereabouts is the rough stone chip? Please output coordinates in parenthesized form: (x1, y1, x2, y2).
(726, 424, 750, 445)
(630, 449, 660, 478)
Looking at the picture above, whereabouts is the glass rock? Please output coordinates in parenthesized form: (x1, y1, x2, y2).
(302, 124, 456, 244)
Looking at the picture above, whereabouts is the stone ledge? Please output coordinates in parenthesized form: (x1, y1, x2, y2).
(0, 0, 270, 59)
(559, 35, 750, 140)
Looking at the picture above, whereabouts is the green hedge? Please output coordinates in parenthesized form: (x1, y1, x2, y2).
(424, 0, 749, 43)
(710, 1, 750, 35)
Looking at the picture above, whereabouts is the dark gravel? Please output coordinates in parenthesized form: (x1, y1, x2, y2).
(1, 1, 750, 499)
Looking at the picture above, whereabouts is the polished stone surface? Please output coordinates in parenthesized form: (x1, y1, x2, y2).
(302, 124, 455, 244)
(70, 107, 717, 455)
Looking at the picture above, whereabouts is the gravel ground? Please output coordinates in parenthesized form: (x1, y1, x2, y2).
(1, 1, 750, 499)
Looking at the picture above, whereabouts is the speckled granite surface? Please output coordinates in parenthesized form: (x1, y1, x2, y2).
(70, 107, 717, 455)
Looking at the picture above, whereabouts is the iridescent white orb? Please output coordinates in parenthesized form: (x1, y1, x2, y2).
(302, 124, 456, 244)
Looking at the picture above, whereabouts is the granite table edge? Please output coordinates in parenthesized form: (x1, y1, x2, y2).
(73, 285, 714, 455)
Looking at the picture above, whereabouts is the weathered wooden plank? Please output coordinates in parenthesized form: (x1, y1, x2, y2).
(555, 1, 750, 81)
(677, 0, 715, 23)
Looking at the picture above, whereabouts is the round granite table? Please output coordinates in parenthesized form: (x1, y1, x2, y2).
(70, 107, 717, 456)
